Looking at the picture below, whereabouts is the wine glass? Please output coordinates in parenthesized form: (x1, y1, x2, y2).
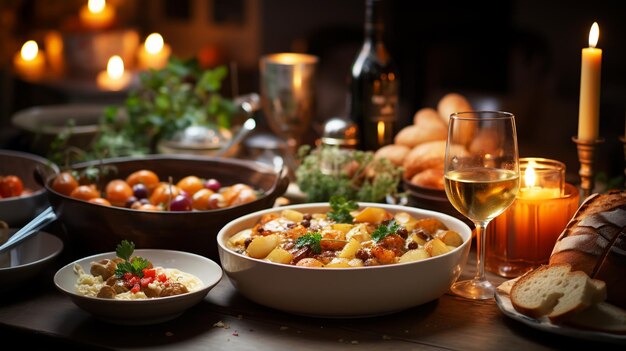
(443, 111, 520, 300)
(259, 53, 318, 178)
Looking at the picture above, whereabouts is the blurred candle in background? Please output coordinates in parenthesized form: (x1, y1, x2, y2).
(486, 158, 580, 278)
(97, 55, 131, 91)
(44, 31, 64, 76)
(80, 0, 115, 30)
(13, 40, 46, 80)
(137, 33, 171, 70)
(577, 22, 602, 141)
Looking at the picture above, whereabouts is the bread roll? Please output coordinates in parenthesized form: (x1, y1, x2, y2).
(550, 190, 626, 309)
(374, 144, 410, 167)
(437, 93, 473, 125)
(394, 108, 447, 148)
(402, 140, 467, 180)
(410, 168, 444, 190)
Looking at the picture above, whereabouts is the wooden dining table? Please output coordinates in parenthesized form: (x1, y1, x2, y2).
(0, 220, 622, 351)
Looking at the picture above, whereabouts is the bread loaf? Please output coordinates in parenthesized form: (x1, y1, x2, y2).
(550, 190, 626, 309)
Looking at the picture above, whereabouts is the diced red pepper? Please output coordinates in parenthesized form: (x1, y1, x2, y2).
(140, 276, 154, 287)
(157, 273, 167, 282)
(127, 276, 140, 287)
(124, 272, 133, 280)
(131, 284, 141, 294)
(142, 268, 156, 278)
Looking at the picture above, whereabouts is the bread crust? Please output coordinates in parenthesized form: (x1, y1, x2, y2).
(550, 190, 626, 309)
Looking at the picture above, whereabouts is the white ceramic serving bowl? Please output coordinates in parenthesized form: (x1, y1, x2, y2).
(54, 249, 223, 325)
(0, 229, 63, 291)
(0, 150, 58, 227)
(217, 202, 472, 318)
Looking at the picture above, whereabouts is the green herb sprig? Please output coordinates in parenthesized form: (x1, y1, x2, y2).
(371, 220, 401, 242)
(295, 233, 322, 254)
(114, 240, 150, 278)
(327, 195, 358, 224)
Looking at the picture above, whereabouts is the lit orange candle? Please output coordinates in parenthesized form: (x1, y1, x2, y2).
(13, 40, 46, 80)
(137, 33, 171, 70)
(578, 22, 602, 141)
(486, 158, 579, 278)
(44, 31, 64, 75)
(79, 0, 115, 30)
(97, 55, 131, 91)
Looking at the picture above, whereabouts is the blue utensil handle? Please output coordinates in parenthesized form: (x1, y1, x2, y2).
(0, 206, 57, 253)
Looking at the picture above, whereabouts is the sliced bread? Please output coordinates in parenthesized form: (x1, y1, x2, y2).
(510, 263, 606, 323)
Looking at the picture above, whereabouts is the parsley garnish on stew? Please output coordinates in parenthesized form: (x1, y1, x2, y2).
(371, 220, 401, 242)
(327, 195, 358, 224)
(114, 240, 150, 278)
(295, 233, 322, 254)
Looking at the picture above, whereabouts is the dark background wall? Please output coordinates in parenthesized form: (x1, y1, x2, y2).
(1, 0, 625, 185)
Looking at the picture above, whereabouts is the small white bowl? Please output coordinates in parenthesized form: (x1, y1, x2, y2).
(217, 202, 472, 318)
(54, 249, 223, 325)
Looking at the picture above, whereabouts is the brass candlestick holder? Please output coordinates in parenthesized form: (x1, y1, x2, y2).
(572, 136, 604, 198)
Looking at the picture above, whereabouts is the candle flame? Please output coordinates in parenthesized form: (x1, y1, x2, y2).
(20, 40, 39, 61)
(107, 55, 124, 79)
(524, 165, 537, 188)
(377, 121, 385, 146)
(588, 22, 599, 48)
(88, 0, 106, 13)
(145, 33, 164, 54)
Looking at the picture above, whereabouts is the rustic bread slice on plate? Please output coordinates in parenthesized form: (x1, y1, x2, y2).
(510, 263, 606, 323)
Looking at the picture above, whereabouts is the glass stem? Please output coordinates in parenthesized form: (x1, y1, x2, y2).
(473, 221, 489, 282)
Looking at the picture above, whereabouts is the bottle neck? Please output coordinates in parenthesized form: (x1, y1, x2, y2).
(364, 0, 385, 42)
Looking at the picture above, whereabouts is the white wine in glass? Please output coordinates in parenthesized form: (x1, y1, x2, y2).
(444, 111, 520, 300)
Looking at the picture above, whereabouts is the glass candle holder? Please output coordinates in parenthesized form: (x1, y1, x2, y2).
(486, 158, 580, 278)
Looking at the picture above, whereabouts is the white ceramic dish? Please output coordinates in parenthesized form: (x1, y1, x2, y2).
(54, 249, 223, 325)
(495, 290, 626, 344)
(0, 150, 58, 227)
(217, 202, 472, 318)
(0, 229, 63, 291)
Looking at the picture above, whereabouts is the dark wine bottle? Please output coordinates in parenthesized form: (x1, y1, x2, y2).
(349, 0, 399, 151)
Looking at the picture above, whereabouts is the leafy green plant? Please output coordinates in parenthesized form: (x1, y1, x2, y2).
(50, 57, 236, 164)
(296, 145, 402, 202)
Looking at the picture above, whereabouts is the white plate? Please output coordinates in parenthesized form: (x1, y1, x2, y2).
(495, 290, 626, 344)
(54, 249, 222, 325)
(0, 230, 63, 291)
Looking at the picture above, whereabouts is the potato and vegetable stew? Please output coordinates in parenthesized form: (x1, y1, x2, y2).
(227, 197, 464, 268)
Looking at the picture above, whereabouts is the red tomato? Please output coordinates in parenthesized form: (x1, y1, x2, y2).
(191, 188, 215, 210)
(88, 197, 112, 206)
(131, 284, 141, 294)
(176, 176, 204, 196)
(105, 179, 134, 207)
(70, 185, 100, 201)
(126, 170, 160, 193)
(51, 172, 78, 196)
(0, 175, 24, 198)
